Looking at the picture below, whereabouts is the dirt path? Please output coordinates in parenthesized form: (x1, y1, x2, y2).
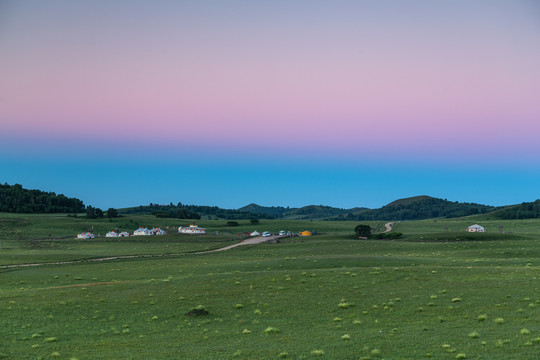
(0, 236, 281, 270)
(383, 222, 394, 233)
(195, 235, 279, 253)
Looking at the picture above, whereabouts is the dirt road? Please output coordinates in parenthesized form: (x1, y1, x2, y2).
(195, 235, 279, 253)
(383, 222, 394, 233)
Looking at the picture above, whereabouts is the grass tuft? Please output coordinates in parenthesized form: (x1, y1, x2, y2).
(264, 327, 280, 334)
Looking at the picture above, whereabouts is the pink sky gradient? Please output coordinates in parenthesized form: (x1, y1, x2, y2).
(2, 1, 539, 155)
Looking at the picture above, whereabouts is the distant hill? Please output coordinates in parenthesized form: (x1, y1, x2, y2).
(121, 202, 360, 220)
(0, 183, 85, 213)
(483, 200, 540, 219)
(120, 203, 276, 220)
(237, 203, 290, 218)
(120, 196, 499, 221)
(237, 203, 365, 220)
(385, 195, 434, 207)
(2, 182, 523, 221)
(343, 196, 498, 221)
(285, 205, 361, 219)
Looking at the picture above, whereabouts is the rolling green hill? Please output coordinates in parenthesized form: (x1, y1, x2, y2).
(344, 196, 498, 221)
(120, 197, 498, 222)
(1, 182, 523, 222)
(478, 200, 540, 220)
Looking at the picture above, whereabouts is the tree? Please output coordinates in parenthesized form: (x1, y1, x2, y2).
(249, 219, 259, 225)
(226, 221, 239, 227)
(107, 208, 118, 218)
(86, 206, 96, 219)
(95, 208, 104, 218)
(354, 224, 371, 238)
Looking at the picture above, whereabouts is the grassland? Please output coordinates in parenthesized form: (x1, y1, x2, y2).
(0, 213, 538, 359)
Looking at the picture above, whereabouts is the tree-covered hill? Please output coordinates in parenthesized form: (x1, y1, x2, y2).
(484, 200, 540, 219)
(0, 183, 85, 213)
(121, 197, 499, 221)
(344, 196, 498, 221)
(237, 203, 290, 218)
(119, 203, 277, 220)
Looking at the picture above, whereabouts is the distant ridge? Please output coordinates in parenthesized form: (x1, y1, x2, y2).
(120, 196, 499, 221)
(237, 203, 364, 220)
(237, 203, 289, 217)
(481, 199, 540, 220)
(385, 195, 434, 207)
(2, 182, 517, 221)
(346, 196, 497, 221)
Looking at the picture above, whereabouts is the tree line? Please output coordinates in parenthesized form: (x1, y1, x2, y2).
(0, 183, 85, 213)
(122, 203, 276, 220)
(493, 200, 540, 219)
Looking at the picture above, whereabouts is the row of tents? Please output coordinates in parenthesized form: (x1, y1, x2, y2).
(77, 225, 315, 239)
(76, 227, 166, 239)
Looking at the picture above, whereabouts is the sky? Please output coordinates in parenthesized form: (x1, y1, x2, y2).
(1, 0, 539, 210)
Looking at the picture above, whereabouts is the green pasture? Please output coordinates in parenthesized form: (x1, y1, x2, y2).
(0, 213, 538, 359)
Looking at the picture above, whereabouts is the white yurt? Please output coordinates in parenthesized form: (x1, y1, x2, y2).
(150, 227, 166, 235)
(105, 231, 119, 238)
(179, 224, 206, 234)
(77, 232, 94, 239)
(133, 227, 151, 236)
(466, 224, 485, 232)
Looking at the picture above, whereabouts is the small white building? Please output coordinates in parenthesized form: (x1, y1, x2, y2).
(105, 231, 119, 238)
(250, 231, 261, 236)
(133, 227, 151, 236)
(467, 224, 485, 232)
(77, 232, 94, 239)
(179, 224, 206, 234)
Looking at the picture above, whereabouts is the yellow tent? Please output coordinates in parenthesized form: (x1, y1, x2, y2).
(300, 230, 312, 236)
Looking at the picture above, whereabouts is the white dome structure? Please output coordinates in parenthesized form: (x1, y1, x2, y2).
(467, 224, 485, 232)
(179, 224, 206, 234)
(150, 228, 166, 235)
(77, 232, 94, 239)
(133, 227, 151, 236)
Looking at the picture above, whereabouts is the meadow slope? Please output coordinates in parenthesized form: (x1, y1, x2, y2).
(0, 215, 538, 359)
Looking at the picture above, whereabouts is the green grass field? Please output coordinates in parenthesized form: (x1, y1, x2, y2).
(0, 213, 538, 359)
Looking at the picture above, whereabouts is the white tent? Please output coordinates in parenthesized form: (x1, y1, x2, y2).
(105, 231, 119, 238)
(179, 224, 206, 234)
(150, 228, 166, 235)
(77, 232, 94, 239)
(133, 227, 151, 236)
(467, 224, 485, 232)
(250, 231, 261, 236)
(118, 231, 130, 237)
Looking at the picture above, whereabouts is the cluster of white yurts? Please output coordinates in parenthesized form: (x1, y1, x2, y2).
(77, 224, 209, 239)
(76, 227, 166, 239)
(107, 227, 167, 237)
